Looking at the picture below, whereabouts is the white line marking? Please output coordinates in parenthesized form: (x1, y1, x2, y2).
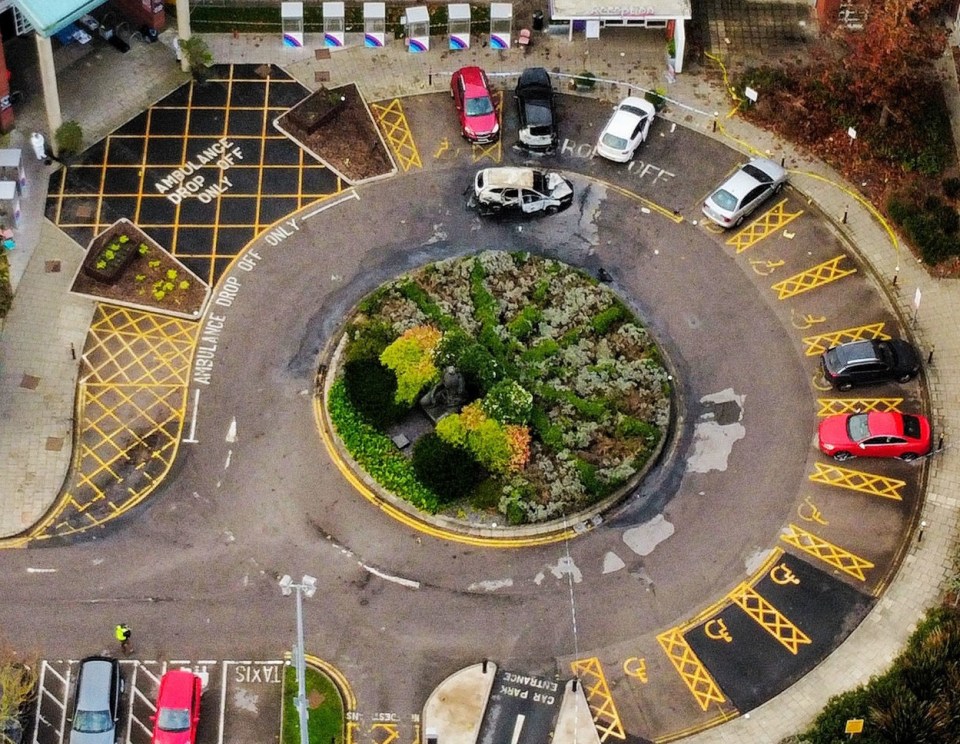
(301, 190, 360, 220)
(224, 449, 232, 470)
(26, 567, 57, 573)
(182, 387, 201, 443)
(219, 662, 229, 744)
(511, 713, 525, 744)
(225, 417, 237, 443)
(360, 563, 420, 589)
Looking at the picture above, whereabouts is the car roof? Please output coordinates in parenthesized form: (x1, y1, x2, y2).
(159, 670, 198, 707)
(456, 66, 489, 94)
(723, 158, 786, 195)
(77, 657, 116, 709)
(604, 97, 655, 137)
(831, 339, 881, 365)
(479, 167, 541, 189)
(865, 411, 904, 436)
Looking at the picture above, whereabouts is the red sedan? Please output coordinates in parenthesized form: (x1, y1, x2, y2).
(818, 411, 931, 462)
(151, 670, 202, 744)
(450, 66, 499, 144)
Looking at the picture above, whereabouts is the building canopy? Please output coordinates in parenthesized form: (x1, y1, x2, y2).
(15, 0, 106, 37)
(550, 0, 691, 20)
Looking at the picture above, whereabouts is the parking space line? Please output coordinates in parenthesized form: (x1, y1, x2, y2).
(568, 657, 626, 742)
(728, 582, 811, 655)
(780, 524, 875, 581)
(470, 92, 503, 164)
(655, 629, 726, 712)
(809, 462, 906, 500)
(771, 256, 857, 300)
(816, 398, 903, 416)
(726, 199, 803, 253)
(371, 722, 399, 743)
(33, 660, 71, 744)
(371, 99, 422, 172)
(801, 322, 890, 356)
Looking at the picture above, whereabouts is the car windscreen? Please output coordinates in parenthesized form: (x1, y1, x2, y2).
(523, 100, 552, 126)
(620, 105, 649, 120)
(709, 188, 738, 211)
(73, 710, 113, 734)
(741, 164, 773, 183)
(158, 707, 192, 732)
(466, 96, 494, 116)
(847, 414, 870, 441)
(902, 415, 922, 439)
(533, 172, 547, 192)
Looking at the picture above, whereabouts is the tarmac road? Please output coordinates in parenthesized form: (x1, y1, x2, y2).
(2, 93, 926, 742)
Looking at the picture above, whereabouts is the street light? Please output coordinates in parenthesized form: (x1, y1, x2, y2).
(280, 574, 318, 744)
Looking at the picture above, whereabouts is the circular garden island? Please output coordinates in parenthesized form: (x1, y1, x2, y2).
(325, 251, 674, 530)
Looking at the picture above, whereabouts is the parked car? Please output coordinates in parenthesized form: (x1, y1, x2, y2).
(702, 157, 788, 227)
(450, 66, 499, 144)
(818, 411, 931, 461)
(151, 669, 203, 744)
(515, 67, 558, 152)
(595, 96, 657, 162)
(69, 656, 123, 744)
(470, 167, 573, 216)
(820, 338, 921, 391)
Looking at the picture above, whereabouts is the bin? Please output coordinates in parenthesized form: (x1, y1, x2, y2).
(532, 10, 544, 31)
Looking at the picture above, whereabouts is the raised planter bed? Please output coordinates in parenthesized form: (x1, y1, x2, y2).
(81, 221, 142, 284)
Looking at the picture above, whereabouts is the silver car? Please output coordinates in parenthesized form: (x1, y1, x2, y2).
(70, 657, 123, 744)
(702, 157, 788, 227)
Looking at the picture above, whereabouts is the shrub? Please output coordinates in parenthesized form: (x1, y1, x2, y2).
(943, 176, 960, 200)
(342, 358, 408, 429)
(482, 380, 533, 424)
(379, 325, 442, 405)
(327, 379, 439, 511)
(345, 319, 397, 363)
(0, 253, 12, 318)
(573, 71, 596, 90)
(436, 401, 530, 474)
(471, 478, 504, 510)
(507, 305, 541, 340)
(412, 434, 485, 503)
(55, 120, 83, 157)
(591, 303, 628, 335)
(645, 87, 667, 111)
(181, 36, 213, 80)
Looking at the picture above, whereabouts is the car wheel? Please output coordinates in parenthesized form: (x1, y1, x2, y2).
(774, 182, 784, 194)
(897, 373, 915, 383)
(838, 381, 853, 392)
(545, 205, 558, 215)
(833, 451, 854, 462)
(900, 452, 919, 462)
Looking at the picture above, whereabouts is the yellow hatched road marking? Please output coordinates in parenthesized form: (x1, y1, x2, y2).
(569, 657, 626, 741)
(817, 398, 903, 416)
(809, 462, 905, 500)
(771, 256, 856, 300)
(656, 629, 726, 711)
(728, 583, 811, 655)
(471, 92, 503, 164)
(371, 99, 422, 172)
(780, 523, 875, 581)
(606, 182, 683, 223)
(802, 322, 890, 356)
(370, 723, 399, 744)
(726, 199, 803, 253)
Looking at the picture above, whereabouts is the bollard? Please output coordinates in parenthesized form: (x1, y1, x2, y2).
(70, 342, 76, 360)
(918, 520, 927, 543)
(892, 274, 898, 287)
(428, 70, 433, 86)
(841, 206, 848, 224)
(482, 659, 488, 673)
(712, 119, 717, 133)
(572, 678, 578, 692)
(928, 346, 935, 366)
(939, 434, 944, 451)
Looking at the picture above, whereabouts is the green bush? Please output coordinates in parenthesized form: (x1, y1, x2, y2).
(54, 120, 83, 157)
(482, 380, 533, 425)
(327, 379, 440, 512)
(344, 319, 397, 363)
(507, 305, 541, 340)
(342, 358, 408, 429)
(412, 434, 485, 503)
(943, 176, 960, 200)
(591, 303, 628, 335)
(379, 326, 441, 405)
(0, 252, 11, 318)
(886, 190, 960, 266)
(470, 478, 504, 510)
(436, 331, 502, 394)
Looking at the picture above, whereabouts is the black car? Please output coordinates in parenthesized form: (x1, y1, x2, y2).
(514, 68, 558, 152)
(820, 338, 921, 390)
(69, 656, 123, 744)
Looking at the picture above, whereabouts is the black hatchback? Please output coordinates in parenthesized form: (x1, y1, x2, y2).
(820, 338, 921, 390)
(515, 68, 558, 152)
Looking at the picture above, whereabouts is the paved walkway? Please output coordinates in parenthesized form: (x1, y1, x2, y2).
(1, 21, 958, 743)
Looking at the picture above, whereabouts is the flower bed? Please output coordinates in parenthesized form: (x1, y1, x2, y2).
(81, 221, 142, 284)
(326, 251, 673, 526)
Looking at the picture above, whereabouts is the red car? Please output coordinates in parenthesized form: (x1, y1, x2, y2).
(818, 411, 931, 462)
(151, 670, 202, 744)
(450, 66, 499, 144)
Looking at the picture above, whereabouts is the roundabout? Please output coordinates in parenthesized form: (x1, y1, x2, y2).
(4, 65, 931, 744)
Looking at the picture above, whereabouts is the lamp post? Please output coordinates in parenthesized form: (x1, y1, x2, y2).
(280, 574, 318, 744)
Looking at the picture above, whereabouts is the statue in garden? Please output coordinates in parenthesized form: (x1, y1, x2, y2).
(420, 366, 467, 421)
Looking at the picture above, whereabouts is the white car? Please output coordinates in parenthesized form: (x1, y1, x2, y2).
(470, 167, 573, 216)
(702, 157, 788, 227)
(595, 97, 657, 162)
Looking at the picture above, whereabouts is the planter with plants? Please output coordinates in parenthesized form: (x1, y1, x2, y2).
(572, 71, 597, 91)
(324, 251, 673, 529)
(81, 223, 142, 284)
